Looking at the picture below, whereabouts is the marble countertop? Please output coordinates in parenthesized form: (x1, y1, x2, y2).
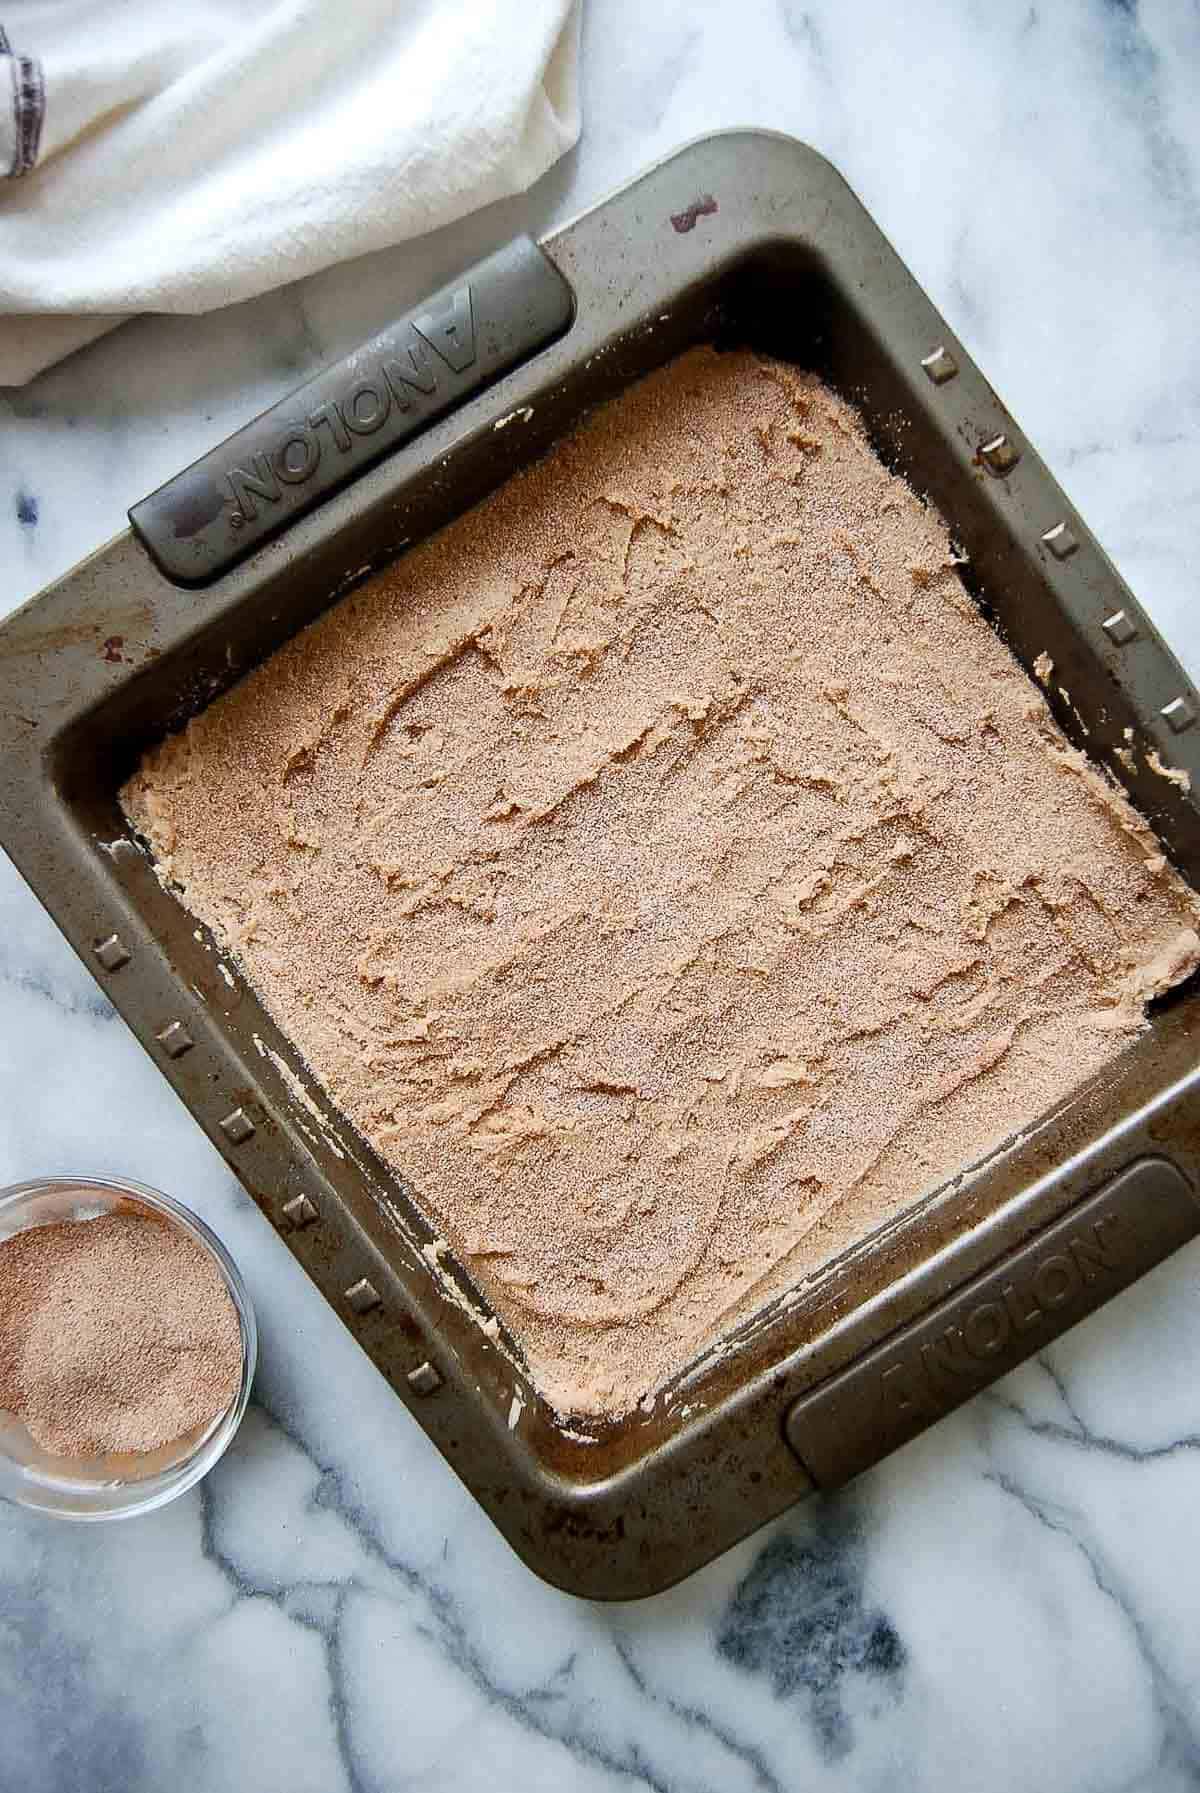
(5, 4, 1200, 1788)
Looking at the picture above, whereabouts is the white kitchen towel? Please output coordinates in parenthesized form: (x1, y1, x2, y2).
(0, 0, 581, 385)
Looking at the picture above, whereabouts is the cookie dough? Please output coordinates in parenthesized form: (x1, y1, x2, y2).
(124, 349, 1200, 1416)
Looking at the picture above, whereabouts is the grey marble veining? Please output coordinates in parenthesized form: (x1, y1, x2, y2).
(4, 2, 1200, 1788)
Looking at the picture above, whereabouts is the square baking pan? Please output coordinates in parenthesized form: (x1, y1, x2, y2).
(4, 132, 1200, 1599)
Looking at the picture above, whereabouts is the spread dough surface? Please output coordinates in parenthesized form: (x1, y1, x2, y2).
(124, 349, 1200, 1416)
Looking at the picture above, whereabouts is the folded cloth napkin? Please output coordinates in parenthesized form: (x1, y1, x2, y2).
(0, 0, 581, 385)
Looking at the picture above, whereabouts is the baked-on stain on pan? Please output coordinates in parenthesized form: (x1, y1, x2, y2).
(3, 134, 1200, 1597)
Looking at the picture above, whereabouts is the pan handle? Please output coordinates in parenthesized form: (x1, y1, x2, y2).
(784, 1156, 1200, 1487)
(128, 236, 574, 587)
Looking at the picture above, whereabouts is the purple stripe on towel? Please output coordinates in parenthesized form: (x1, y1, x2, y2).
(12, 54, 45, 174)
(0, 16, 46, 177)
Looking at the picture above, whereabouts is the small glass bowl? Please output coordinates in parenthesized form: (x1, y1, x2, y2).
(0, 1176, 256, 1521)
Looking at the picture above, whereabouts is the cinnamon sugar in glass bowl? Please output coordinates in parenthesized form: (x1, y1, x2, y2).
(0, 1177, 255, 1521)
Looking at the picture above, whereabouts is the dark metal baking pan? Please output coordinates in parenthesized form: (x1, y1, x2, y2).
(4, 132, 1200, 1599)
